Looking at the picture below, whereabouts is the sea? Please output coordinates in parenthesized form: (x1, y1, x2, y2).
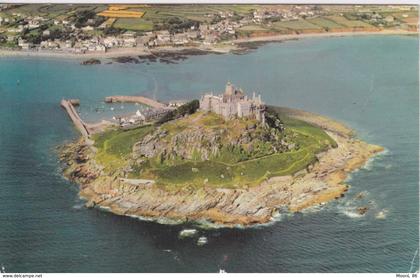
(0, 35, 418, 273)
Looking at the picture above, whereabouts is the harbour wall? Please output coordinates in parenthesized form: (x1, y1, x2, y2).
(60, 99, 90, 139)
(104, 95, 166, 109)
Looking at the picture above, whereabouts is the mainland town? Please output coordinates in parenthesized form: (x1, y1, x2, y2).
(0, 4, 417, 56)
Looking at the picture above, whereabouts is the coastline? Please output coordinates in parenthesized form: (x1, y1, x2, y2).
(60, 107, 384, 227)
(1, 30, 416, 60)
(232, 29, 417, 44)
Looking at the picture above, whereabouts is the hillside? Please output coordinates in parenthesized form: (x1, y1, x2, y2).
(91, 107, 336, 189)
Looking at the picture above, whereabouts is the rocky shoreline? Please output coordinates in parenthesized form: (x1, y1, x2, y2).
(59, 108, 383, 227)
(110, 48, 223, 65)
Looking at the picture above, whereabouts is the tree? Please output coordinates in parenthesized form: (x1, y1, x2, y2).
(103, 27, 123, 36)
(163, 17, 199, 34)
(22, 29, 42, 44)
(74, 10, 96, 28)
(211, 14, 222, 24)
(156, 100, 200, 124)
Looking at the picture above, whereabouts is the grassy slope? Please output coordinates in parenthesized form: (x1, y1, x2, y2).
(113, 18, 154, 31)
(151, 113, 335, 188)
(92, 125, 153, 173)
(271, 20, 323, 30)
(326, 15, 373, 28)
(91, 110, 336, 189)
(306, 17, 345, 29)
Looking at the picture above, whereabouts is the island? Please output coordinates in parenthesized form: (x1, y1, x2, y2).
(60, 82, 383, 227)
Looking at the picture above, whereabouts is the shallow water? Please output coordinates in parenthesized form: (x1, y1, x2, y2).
(0, 35, 418, 272)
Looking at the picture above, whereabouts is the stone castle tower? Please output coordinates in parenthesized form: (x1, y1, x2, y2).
(199, 82, 265, 122)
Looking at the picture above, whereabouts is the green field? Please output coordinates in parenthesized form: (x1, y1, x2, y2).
(92, 125, 153, 172)
(137, 4, 256, 24)
(1, 4, 415, 39)
(238, 24, 270, 32)
(271, 20, 323, 30)
(2, 4, 106, 19)
(306, 17, 345, 29)
(149, 114, 335, 188)
(91, 110, 336, 189)
(113, 18, 154, 31)
(327, 15, 373, 28)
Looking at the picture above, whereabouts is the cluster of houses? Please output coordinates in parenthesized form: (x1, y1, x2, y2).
(252, 5, 321, 23)
(146, 29, 200, 47)
(0, 5, 252, 53)
(116, 108, 172, 129)
(0, 4, 417, 53)
(1, 14, 48, 30)
(6, 20, 229, 53)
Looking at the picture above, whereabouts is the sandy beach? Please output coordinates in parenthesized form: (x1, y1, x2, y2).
(0, 43, 234, 60)
(0, 29, 416, 60)
(232, 29, 417, 44)
(60, 107, 384, 227)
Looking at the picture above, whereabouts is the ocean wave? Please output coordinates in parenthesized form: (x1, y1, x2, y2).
(196, 219, 246, 229)
(344, 147, 390, 184)
(195, 210, 294, 230)
(336, 199, 366, 219)
(126, 214, 184, 225)
(72, 203, 85, 210)
(341, 209, 364, 218)
(361, 157, 376, 171)
(300, 202, 329, 214)
(363, 147, 391, 170)
(336, 202, 365, 218)
(334, 191, 388, 220)
(375, 209, 389, 220)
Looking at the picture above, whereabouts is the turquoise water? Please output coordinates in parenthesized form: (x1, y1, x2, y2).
(0, 35, 418, 273)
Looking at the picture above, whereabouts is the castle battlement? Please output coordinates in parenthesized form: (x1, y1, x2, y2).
(199, 82, 265, 122)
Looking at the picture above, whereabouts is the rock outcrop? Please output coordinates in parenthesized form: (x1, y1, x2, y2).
(61, 127, 383, 226)
(132, 115, 290, 164)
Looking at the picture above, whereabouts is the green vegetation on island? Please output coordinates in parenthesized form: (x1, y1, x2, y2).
(92, 104, 336, 190)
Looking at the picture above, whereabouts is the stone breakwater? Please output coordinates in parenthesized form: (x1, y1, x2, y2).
(60, 109, 383, 227)
(104, 96, 167, 109)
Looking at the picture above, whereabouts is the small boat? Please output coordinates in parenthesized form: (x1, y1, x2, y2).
(197, 236, 208, 246)
(219, 269, 226, 273)
(178, 229, 197, 238)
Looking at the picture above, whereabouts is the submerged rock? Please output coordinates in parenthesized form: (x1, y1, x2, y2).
(357, 206, 369, 215)
(81, 58, 101, 65)
(355, 192, 365, 199)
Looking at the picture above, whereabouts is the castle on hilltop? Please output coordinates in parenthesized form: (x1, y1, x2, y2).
(199, 82, 266, 122)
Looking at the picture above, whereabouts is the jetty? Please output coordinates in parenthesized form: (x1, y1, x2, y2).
(104, 95, 166, 109)
(60, 99, 90, 139)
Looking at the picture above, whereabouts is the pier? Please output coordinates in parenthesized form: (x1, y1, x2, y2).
(104, 95, 166, 109)
(60, 99, 90, 139)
